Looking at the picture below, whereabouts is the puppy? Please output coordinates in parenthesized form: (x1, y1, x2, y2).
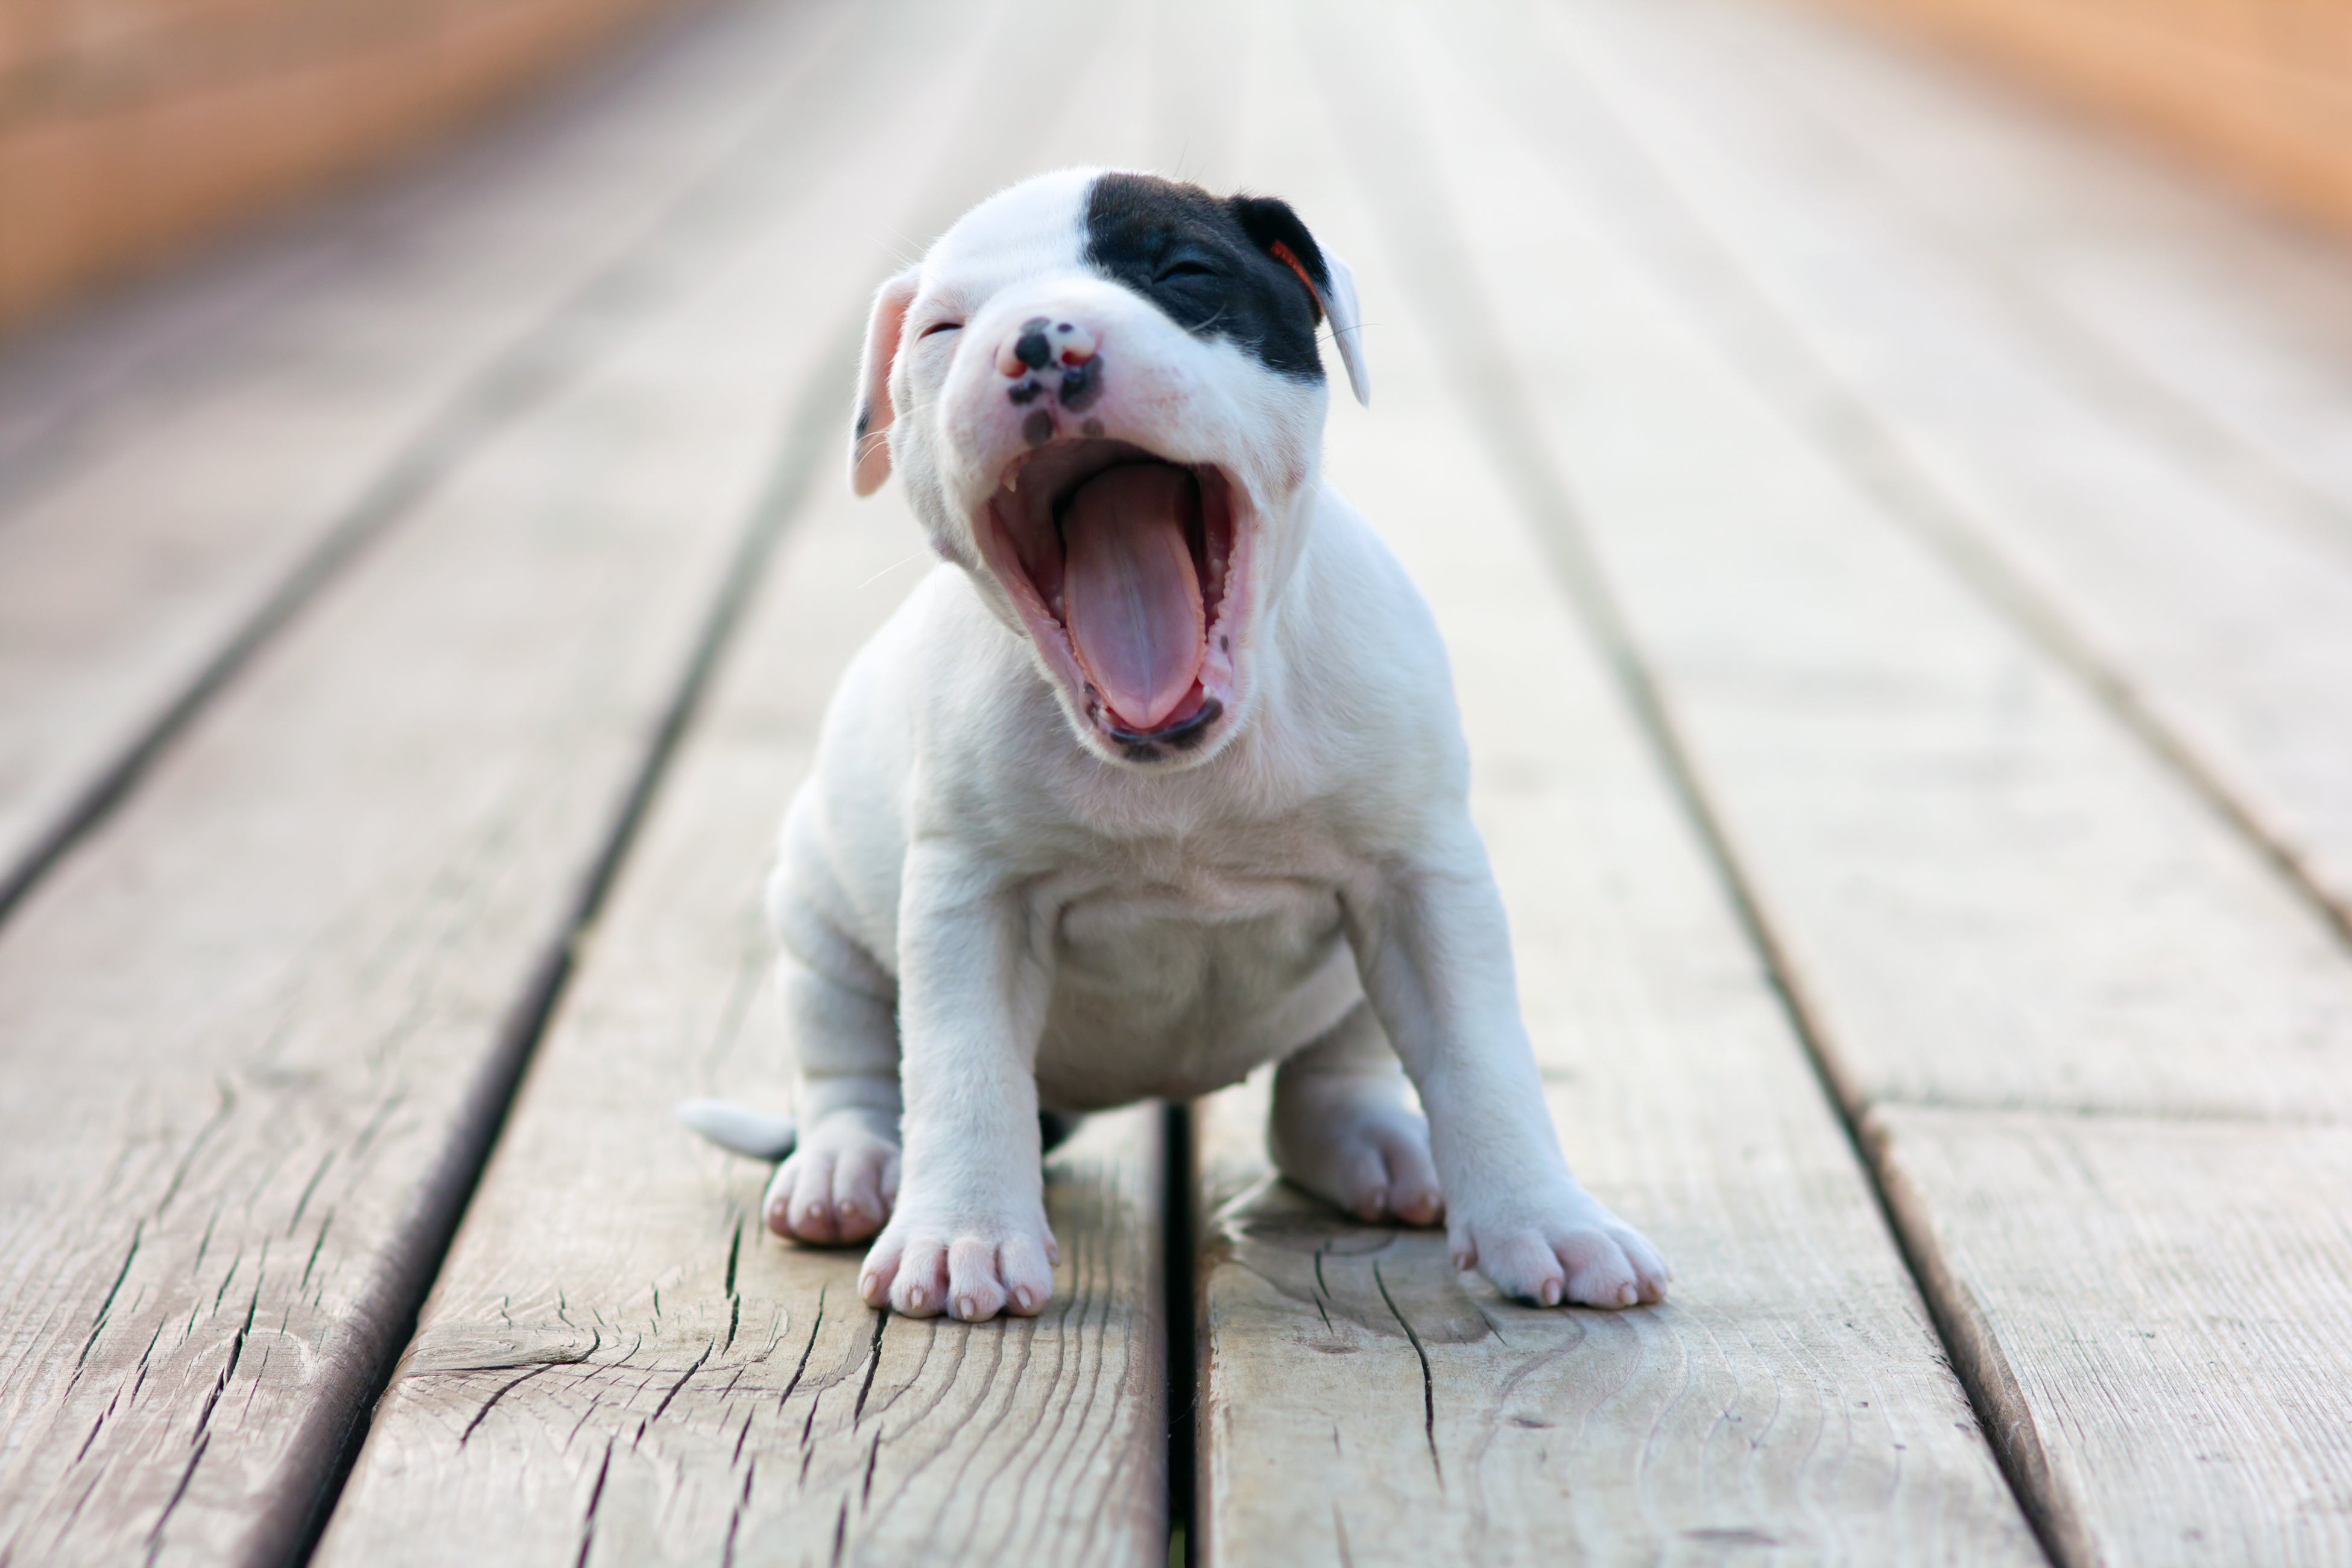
(689, 169, 1668, 1322)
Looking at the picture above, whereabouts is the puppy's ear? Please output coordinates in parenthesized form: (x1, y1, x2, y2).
(850, 267, 920, 497)
(1229, 196, 1371, 408)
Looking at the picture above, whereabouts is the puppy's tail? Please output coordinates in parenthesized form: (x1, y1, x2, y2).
(674, 1099, 797, 1162)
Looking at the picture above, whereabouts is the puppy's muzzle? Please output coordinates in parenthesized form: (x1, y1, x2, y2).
(997, 316, 1105, 438)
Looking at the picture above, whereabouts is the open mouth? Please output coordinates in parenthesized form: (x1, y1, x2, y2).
(981, 438, 1244, 754)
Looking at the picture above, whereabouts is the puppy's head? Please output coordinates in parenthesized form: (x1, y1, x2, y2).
(851, 169, 1369, 768)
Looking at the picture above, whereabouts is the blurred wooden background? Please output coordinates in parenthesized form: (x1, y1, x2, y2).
(8, 0, 2351, 338)
(4, 1, 2352, 1562)
(1812, 0, 2352, 237)
(0, 0, 701, 331)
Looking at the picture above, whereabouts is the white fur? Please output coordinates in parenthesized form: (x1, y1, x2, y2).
(732, 169, 1667, 1320)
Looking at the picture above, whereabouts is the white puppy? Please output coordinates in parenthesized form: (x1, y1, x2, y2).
(694, 169, 1668, 1323)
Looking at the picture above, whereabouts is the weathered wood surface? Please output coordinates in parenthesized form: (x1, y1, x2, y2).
(314, 473, 1168, 1561)
(315, 4, 1179, 1564)
(0, 4, 993, 1560)
(1869, 1109, 2352, 1567)
(6, 0, 2352, 1563)
(1188, 11, 2036, 1561)
(1391, 2, 2352, 1563)
(1695, 0, 2352, 531)
(1785, 0, 2352, 243)
(1420, 0, 2352, 1123)
(0, 0, 805, 498)
(0, 0, 862, 915)
(0, 0, 702, 330)
(1546, 0, 2352, 938)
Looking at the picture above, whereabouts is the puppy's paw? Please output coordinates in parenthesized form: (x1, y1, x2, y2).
(1269, 1071, 1444, 1226)
(858, 1205, 1059, 1321)
(763, 1111, 899, 1245)
(1450, 1189, 1670, 1309)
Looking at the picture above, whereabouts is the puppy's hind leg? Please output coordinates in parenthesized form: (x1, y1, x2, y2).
(1269, 1001, 1444, 1227)
(763, 903, 903, 1247)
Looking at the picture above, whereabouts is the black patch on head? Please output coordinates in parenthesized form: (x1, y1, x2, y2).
(1084, 174, 1329, 384)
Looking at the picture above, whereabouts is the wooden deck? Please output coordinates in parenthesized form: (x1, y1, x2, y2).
(3, 0, 2350, 1563)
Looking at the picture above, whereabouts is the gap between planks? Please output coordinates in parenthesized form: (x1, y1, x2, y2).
(314, 1, 1183, 1564)
(1184, 4, 2038, 1564)
(0, 4, 957, 1560)
(1513, 0, 2352, 950)
(0, 0, 867, 928)
(1403, 2, 2352, 1562)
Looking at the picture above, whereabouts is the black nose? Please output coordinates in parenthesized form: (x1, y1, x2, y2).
(996, 317, 1098, 379)
(1014, 318, 1053, 371)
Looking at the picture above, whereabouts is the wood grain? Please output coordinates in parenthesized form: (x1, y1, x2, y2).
(1405, 0, 2352, 1124)
(1778, 0, 2352, 241)
(0, 0, 700, 330)
(1391, 4, 2352, 1563)
(323, 1105, 1165, 1568)
(0, 7, 996, 1557)
(0, 0, 865, 917)
(315, 5, 1178, 1564)
(1868, 1108, 2352, 1568)
(1184, 17, 2037, 1559)
(1660, 0, 2352, 534)
(1533, 0, 2352, 940)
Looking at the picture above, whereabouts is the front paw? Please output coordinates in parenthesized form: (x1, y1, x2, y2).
(859, 1204, 1059, 1321)
(1451, 1188, 1671, 1309)
(763, 1110, 899, 1245)
(1269, 1072, 1444, 1227)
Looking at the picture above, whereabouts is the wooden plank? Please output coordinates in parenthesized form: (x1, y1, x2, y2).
(314, 485, 1168, 1567)
(1198, 1073, 2038, 1565)
(1381, 5, 2352, 1563)
(0, 0, 704, 331)
(0, 0, 862, 915)
(1185, 11, 2038, 1560)
(0, 0, 843, 495)
(1779, 0, 2352, 244)
(1399, 0, 2352, 1124)
(1689, 0, 2352, 532)
(314, 5, 1180, 1564)
(0, 9, 991, 1558)
(1867, 1108, 2352, 1567)
(1528, 0, 2352, 935)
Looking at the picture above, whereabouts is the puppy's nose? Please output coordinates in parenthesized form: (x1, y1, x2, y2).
(996, 317, 1096, 378)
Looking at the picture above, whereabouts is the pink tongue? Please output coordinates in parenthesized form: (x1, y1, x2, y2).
(1060, 464, 1206, 730)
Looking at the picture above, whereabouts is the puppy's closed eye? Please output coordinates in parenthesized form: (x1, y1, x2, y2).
(921, 321, 963, 338)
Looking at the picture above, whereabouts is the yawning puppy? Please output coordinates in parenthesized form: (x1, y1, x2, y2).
(689, 169, 1669, 1321)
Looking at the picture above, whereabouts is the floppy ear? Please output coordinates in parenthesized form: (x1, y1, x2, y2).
(1228, 195, 1371, 408)
(1312, 250, 1370, 408)
(850, 267, 920, 497)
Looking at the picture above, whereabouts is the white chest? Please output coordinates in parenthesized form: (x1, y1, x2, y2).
(1031, 851, 1365, 1107)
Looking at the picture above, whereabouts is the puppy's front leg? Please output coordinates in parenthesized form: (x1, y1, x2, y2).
(1347, 826, 1670, 1309)
(859, 842, 1058, 1321)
